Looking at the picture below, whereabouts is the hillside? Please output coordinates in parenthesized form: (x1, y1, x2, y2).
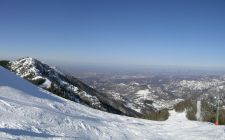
(0, 57, 140, 118)
(2, 58, 225, 123)
(0, 66, 225, 139)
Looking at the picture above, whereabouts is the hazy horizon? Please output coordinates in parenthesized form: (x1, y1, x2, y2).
(1, 56, 225, 74)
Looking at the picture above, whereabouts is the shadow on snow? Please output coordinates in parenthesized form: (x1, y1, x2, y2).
(0, 128, 79, 139)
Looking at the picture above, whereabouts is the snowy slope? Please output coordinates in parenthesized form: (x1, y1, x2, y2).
(6, 57, 140, 117)
(9, 57, 102, 109)
(0, 66, 225, 140)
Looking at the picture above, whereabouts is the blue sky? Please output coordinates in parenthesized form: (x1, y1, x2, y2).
(0, 0, 225, 68)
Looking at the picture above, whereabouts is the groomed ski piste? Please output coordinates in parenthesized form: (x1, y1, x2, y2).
(0, 66, 224, 140)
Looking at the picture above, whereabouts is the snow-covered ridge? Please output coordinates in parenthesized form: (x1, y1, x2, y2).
(0, 66, 225, 140)
(9, 57, 102, 108)
(10, 57, 53, 88)
(6, 57, 141, 117)
(10, 57, 40, 77)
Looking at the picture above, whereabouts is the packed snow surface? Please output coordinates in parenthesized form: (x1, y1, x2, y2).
(0, 66, 225, 140)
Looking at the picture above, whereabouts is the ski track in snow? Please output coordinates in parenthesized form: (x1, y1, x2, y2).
(0, 66, 225, 140)
(196, 100, 202, 121)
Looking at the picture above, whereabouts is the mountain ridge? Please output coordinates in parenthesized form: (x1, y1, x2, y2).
(0, 57, 141, 117)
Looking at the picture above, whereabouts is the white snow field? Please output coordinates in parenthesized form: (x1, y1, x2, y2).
(0, 66, 225, 140)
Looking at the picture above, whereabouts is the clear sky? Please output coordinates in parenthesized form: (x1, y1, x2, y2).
(0, 0, 225, 68)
